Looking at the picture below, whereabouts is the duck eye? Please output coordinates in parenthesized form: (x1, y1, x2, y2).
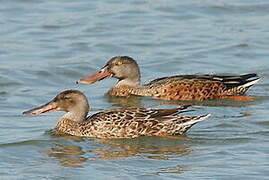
(64, 96, 71, 100)
(116, 61, 123, 66)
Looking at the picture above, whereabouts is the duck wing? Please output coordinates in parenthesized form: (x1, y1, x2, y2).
(87, 105, 191, 122)
(146, 73, 259, 88)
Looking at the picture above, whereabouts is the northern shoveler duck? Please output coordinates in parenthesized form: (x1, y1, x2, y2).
(23, 90, 210, 138)
(77, 56, 261, 101)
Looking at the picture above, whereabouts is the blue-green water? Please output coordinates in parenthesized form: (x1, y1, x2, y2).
(1, 0, 269, 179)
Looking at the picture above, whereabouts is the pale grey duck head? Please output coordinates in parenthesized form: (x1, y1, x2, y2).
(77, 56, 141, 87)
(23, 90, 89, 122)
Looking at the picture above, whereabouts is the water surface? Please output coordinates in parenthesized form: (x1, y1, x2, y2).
(1, 0, 269, 179)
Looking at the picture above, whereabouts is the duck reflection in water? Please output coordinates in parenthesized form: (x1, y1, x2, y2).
(44, 135, 192, 169)
(44, 142, 87, 168)
(105, 93, 143, 108)
(93, 136, 191, 161)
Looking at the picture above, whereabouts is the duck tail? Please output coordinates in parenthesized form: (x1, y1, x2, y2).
(181, 114, 211, 127)
(234, 76, 261, 95)
(171, 114, 210, 135)
(223, 73, 261, 95)
(239, 77, 261, 89)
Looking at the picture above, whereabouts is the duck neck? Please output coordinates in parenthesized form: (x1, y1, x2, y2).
(62, 112, 86, 122)
(116, 77, 141, 87)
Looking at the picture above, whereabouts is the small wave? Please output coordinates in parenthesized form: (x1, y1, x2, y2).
(0, 139, 50, 148)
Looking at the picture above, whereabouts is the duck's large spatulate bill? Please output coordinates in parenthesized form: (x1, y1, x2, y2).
(23, 101, 58, 116)
(76, 67, 112, 84)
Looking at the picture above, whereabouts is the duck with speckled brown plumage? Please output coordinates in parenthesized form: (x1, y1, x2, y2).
(23, 90, 210, 138)
(77, 56, 260, 101)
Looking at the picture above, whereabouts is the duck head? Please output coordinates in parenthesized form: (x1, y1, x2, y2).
(23, 90, 89, 122)
(77, 56, 141, 87)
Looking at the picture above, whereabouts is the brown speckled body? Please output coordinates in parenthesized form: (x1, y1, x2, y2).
(55, 107, 208, 138)
(109, 74, 260, 101)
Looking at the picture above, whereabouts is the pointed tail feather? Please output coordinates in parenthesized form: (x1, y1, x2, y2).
(181, 114, 211, 127)
(240, 78, 261, 88)
(223, 74, 260, 94)
(172, 114, 210, 135)
(232, 77, 261, 95)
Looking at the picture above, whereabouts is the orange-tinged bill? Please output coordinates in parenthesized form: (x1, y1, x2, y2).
(77, 68, 112, 84)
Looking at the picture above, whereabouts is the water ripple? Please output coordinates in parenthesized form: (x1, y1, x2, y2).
(0, 0, 269, 179)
